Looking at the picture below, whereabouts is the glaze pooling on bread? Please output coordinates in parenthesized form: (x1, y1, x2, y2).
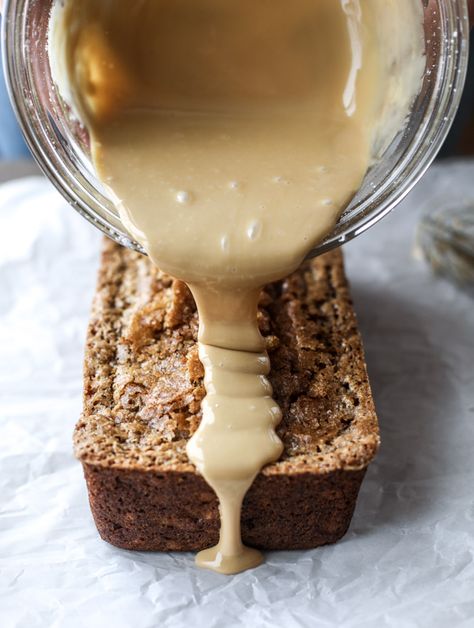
(76, 240, 378, 474)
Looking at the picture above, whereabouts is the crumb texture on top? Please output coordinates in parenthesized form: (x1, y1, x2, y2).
(75, 239, 379, 474)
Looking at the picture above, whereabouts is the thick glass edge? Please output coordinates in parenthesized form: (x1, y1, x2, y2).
(309, 0, 471, 256)
(1, 0, 146, 253)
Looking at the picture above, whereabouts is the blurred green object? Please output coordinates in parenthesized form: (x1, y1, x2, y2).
(417, 203, 474, 284)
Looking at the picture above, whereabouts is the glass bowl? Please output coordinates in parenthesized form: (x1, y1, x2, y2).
(1, 0, 470, 257)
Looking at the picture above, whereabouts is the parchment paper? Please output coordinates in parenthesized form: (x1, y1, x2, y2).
(1, 161, 473, 628)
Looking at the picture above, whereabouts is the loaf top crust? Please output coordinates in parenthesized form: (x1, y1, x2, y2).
(75, 239, 379, 475)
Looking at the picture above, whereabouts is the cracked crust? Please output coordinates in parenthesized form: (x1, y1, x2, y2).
(75, 238, 379, 551)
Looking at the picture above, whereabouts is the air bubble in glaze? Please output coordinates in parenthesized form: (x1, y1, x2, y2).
(176, 190, 193, 204)
(247, 220, 262, 241)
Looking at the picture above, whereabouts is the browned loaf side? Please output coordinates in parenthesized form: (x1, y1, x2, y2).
(75, 239, 379, 551)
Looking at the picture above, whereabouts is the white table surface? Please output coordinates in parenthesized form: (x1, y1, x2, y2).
(0, 160, 473, 628)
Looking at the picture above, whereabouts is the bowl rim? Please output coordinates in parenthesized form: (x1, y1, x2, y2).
(1, 0, 471, 258)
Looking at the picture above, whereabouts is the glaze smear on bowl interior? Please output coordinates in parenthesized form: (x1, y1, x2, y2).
(50, 0, 424, 574)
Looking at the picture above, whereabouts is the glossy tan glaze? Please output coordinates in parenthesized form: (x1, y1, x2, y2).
(53, 0, 399, 573)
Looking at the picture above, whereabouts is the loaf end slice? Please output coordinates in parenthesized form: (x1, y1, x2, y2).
(75, 239, 379, 551)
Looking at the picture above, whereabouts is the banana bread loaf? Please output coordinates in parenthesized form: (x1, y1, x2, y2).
(75, 238, 379, 551)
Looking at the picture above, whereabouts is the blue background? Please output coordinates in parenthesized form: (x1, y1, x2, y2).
(0, 58, 29, 159)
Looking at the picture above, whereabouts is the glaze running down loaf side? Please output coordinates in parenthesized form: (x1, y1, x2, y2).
(75, 239, 379, 551)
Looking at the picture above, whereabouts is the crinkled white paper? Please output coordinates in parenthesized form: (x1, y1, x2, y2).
(1, 161, 474, 628)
